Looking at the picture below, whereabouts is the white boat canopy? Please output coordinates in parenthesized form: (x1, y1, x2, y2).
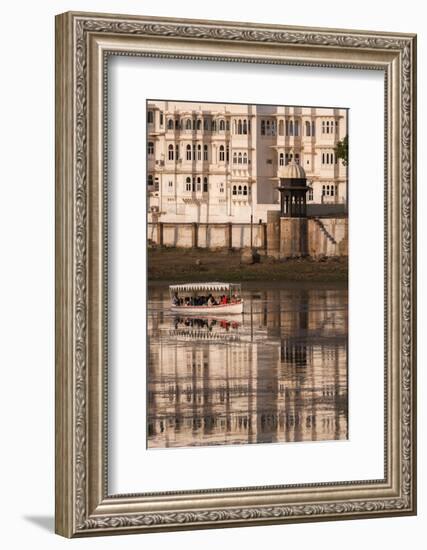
(169, 282, 240, 293)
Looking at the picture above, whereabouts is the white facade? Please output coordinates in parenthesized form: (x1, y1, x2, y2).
(147, 101, 348, 223)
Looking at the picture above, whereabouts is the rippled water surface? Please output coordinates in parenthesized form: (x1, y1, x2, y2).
(147, 283, 348, 449)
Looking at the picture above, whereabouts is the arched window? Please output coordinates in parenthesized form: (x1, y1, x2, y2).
(238, 152, 242, 164)
(147, 141, 154, 155)
(175, 119, 180, 130)
(312, 121, 315, 136)
(305, 121, 311, 137)
(248, 119, 251, 133)
(212, 120, 217, 132)
(185, 119, 192, 130)
(243, 185, 248, 196)
(285, 120, 289, 136)
(192, 177, 196, 192)
(279, 120, 284, 136)
(219, 145, 225, 162)
(322, 121, 325, 134)
(196, 119, 202, 130)
(192, 119, 196, 130)
(167, 118, 174, 130)
(294, 120, 299, 136)
(243, 153, 248, 164)
(186, 144, 191, 160)
(243, 120, 247, 134)
(289, 120, 294, 136)
(196, 177, 201, 191)
(295, 153, 300, 164)
(238, 120, 242, 134)
(175, 144, 179, 160)
(266, 120, 271, 135)
(279, 152, 284, 166)
(168, 144, 174, 160)
(197, 144, 201, 161)
(226, 120, 230, 131)
(203, 119, 209, 131)
(219, 119, 225, 131)
(238, 185, 242, 195)
(322, 153, 325, 164)
(233, 152, 237, 164)
(331, 185, 335, 196)
(185, 177, 191, 191)
(203, 177, 208, 192)
(326, 121, 330, 134)
(226, 146, 230, 162)
(232, 185, 237, 195)
(203, 144, 208, 161)
(147, 111, 154, 123)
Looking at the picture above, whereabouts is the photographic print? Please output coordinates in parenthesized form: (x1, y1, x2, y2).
(147, 100, 349, 450)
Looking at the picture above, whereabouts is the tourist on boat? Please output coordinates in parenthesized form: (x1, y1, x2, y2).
(168, 282, 243, 314)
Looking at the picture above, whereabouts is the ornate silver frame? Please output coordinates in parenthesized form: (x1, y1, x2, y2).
(55, 11, 417, 537)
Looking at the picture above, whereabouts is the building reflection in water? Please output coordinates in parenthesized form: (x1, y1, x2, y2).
(147, 285, 348, 449)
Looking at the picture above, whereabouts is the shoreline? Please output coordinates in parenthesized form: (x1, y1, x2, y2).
(148, 248, 348, 284)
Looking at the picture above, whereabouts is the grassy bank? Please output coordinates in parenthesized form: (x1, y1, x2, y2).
(148, 248, 348, 283)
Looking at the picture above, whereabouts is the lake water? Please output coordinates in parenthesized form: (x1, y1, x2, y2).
(147, 282, 348, 449)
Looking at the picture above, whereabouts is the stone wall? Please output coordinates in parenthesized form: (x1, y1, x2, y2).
(149, 222, 266, 249)
(148, 216, 348, 258)
(308, 217, 348, 258)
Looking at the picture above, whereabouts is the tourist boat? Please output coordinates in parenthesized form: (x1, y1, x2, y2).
(169, 282, 243, 315)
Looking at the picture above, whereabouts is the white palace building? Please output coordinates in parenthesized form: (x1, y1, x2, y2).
(147, 101, 348, 224)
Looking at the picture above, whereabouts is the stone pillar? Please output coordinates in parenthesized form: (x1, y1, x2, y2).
(280, 218, 308, 259)
(157, 222, 164, 247)
(262, 223, 267, 251)
(266, 211, 281, 258)
(191, 222, 198, 248)
(227, 222, 233, 250)
(338, 218, 349, 256)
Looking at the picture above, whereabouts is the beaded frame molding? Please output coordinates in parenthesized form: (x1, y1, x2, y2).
(55, 11, 417, 537)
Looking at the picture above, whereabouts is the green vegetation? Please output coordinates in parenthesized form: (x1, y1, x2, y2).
(335, 135, 348, 166)
(148, 248, 348, 283)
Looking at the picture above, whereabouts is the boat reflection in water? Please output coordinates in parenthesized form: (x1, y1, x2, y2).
(147, 284, 348, 449)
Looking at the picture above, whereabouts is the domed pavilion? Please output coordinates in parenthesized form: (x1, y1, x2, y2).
(277, 160, 309, 217)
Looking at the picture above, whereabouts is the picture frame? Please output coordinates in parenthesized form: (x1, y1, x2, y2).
(55, 11, 417, 537)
